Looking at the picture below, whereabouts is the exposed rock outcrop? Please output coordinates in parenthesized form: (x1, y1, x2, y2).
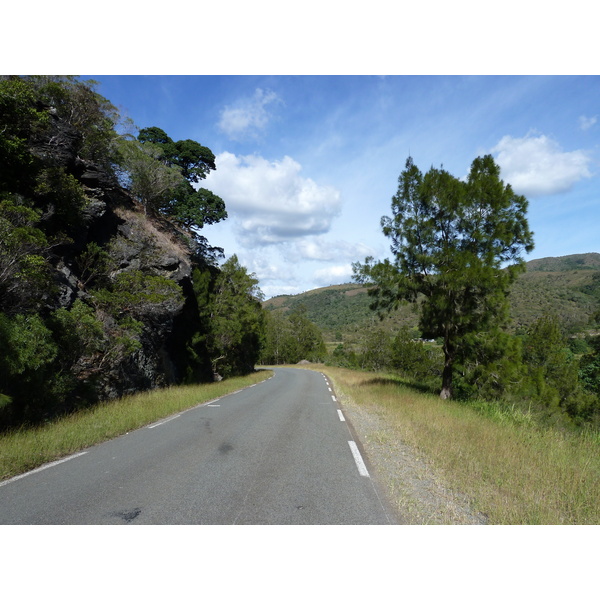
(31, 110, 208, 402)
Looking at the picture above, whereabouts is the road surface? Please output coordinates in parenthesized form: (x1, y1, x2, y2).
(0, 367, 396, 524)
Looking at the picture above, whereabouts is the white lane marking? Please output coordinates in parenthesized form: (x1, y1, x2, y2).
(208, 404, 220, 407)
(348, 441, 370, 477)
(148, 414, 180, 429)
(0, 452, 88, 488)
(328, 387, 332, 392)
(337, 409, 345, 421)
(332, 395, 337, 402)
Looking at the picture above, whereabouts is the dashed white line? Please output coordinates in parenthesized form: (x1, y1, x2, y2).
(0, 452, 88, 488)
(337, 409, 345, 422)
(332, 395, 337, 402)
(348, 441, 370, 477)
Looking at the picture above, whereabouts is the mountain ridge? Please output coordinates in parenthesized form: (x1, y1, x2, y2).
(264, 253, 600, 341)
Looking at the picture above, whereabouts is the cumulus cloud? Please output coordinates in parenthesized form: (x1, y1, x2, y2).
(242, 251, 295, 283)
(491, 133, 592, 197)
(579, 115, 597, 131)
(293, 238, 374, 262)
(313, 264, 354, 286)
(204, 152, 342, 246)
(218, 88, 281, 140)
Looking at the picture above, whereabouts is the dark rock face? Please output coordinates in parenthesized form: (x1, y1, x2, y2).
(31, 114, 207, 402)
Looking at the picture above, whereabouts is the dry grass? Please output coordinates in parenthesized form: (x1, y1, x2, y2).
(315, 366, 600, 524)
(0, 370, 272, 482)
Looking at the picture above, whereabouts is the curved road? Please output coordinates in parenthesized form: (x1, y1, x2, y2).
(0, 367, 397, 524)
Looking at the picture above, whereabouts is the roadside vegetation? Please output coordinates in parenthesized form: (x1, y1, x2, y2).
(0, 370, 271, 481)
(3, 78, 599, 524)
(0, 76, 265, 431)
(317, 365, 600, 524)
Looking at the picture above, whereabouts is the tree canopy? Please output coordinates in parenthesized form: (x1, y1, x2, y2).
(354, 155, 534, 399)
(0, 76, 263, 429)
(116, 125, 226, 237)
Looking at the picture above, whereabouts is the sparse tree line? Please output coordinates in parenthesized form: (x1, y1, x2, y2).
(327, 314, 600, 428)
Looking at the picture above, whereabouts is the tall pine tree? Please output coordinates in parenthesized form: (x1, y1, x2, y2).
(354, 155, 534, 399)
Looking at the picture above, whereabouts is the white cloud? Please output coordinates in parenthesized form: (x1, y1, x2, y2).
(241, 250, 295, 283)
(313, 264, 354, 286)
(491, 133, 592, 197)
(293, 238, 374, 262)
(204, 152, 342, 246)
(579, 115, 597, 131)
(218, 88, 281, 140)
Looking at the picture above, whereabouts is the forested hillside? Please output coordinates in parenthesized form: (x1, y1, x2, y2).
(265, 253, 600, 428)
(264, 253, 600, 341)
(0, 76, 264, 429)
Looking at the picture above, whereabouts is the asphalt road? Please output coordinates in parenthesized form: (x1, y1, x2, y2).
(0, 367, 396, 524)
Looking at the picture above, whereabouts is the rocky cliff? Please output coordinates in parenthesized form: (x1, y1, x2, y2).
(0, 76, 218, 425)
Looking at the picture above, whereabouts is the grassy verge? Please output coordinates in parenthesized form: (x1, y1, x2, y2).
(0, 370, 272, 482)
(312, 365, 600, 524)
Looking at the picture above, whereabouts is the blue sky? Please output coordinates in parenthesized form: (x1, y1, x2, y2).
(4, 3, 597, 583)
(7, 3, 597, 300)
(87, 75, 599, 298)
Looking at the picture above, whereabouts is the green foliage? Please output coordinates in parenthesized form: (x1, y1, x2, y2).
(138, 127, 216, 182)
(266, 285, 377, 336)
(132, 127, 227, 233)
(0, 77, 49, 195)
(512, 315, 598, 425)
(28, 75, 121, 165)
(116, 138, 183, 212)
(50, 299, 105, 365)
(579, 335, 600, 400)
(166, 183, 227, 230)
(0, 312, 57, 376)
(0, 195, 52, 313)
(0, 76, 235, 429)
(260, 304, 327, 365)
(0, 312, 59, 423)
(354, 155, 534, 399)
(325, 324, 441, 386)
(389, 327, 443, 382)
(91, 270, 184, 318)
(75, 241, 110, 287)
(202, 256, 265, 377)
(33, 166, 88, 228)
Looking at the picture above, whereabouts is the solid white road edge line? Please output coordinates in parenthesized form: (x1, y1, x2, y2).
(148, 414, 180, 429)
(0, 452, 88, 488)
(337, 409, 345, 422)
(347, 441, 370, 477)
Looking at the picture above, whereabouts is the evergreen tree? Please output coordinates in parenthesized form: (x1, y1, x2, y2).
(354, 155, 534, 399)
(204, 256, 265, 378)
(134, 127, 227, 233)
(260, 305, 327, 365)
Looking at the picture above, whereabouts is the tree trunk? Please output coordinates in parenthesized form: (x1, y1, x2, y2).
(440, 340, 453, 399)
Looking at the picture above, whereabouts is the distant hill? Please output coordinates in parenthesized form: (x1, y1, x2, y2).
(263, 253, 600, 341)
(526, 253, 600, 272)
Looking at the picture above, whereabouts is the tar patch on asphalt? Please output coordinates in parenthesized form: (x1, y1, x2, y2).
(111, 507, 142, 523)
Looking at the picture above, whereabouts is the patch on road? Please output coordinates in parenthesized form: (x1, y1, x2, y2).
(111, 507, 142, 523)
